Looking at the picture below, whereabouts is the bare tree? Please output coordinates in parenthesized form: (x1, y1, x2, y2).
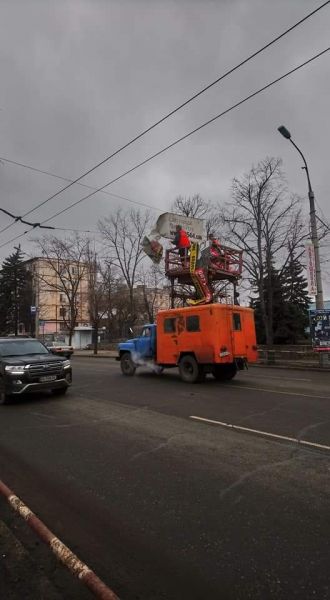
(171, 194, 221, 237)
(221, 157, 307, 345)
(86, 245, 111, 354)
(137, 264, 168, 323)
(34, 235, 89, 344)
(99, 208, 150, 327)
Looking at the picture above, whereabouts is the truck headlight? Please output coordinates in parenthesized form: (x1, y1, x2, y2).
(62, 360, 71, 369)
(5, 365, 25, 374)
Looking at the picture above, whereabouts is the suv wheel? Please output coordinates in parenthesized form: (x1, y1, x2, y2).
(0, 390, 11, 405)
(120, 353, 136, 376)
(52, 387, 68, 396)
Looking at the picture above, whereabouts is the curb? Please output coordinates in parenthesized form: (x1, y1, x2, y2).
(74, 354, 117, 359)
(0, 479, 119, 600)
(252, 363, 330, 373)
(0, 519, 62, 599)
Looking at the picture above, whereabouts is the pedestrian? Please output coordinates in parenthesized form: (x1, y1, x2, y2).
(171, 224, 191, 266)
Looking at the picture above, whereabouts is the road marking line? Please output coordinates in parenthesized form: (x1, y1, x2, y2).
(228, 384, 330, 400)
(189, 415, 330, 452)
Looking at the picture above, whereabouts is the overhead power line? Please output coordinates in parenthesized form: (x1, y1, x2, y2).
(0, 0, 328, 238)
(0, 157, 163, 235)
(0, 207, 55, 230)
(1, 45, 328, 251)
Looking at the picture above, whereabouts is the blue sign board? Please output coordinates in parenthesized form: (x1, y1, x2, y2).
(309, 309, 330, 351)
(30, 306, 37, 315)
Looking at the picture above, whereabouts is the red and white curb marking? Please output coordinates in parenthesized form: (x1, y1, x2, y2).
(0, 479, 119, 600)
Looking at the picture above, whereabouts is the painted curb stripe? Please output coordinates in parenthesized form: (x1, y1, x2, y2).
(0, 480, 119, 600)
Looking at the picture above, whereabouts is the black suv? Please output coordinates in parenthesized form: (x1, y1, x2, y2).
(0, 338, 72, 404)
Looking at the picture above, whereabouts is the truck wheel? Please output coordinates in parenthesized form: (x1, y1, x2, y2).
(120, 353, 136, 376)
(179, 355, 203, 383)
(212, 363, 237, 381)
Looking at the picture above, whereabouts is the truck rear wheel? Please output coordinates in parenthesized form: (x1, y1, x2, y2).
(212, 363, 237, 381)
(120, 352, 136, 376)
(179, 355, 204, 383)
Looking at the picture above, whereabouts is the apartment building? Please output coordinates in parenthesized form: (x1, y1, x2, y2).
(24, 257, 90, 336)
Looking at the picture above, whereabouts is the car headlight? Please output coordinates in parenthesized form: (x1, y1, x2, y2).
(5, 365, 25, 374)
(62, 360, 71, 369)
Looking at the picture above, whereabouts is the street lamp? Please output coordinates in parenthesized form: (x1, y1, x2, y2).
(277, 125, 324, 310)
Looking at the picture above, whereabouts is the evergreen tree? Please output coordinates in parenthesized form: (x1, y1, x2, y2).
(251, 265, 286, 344)
(280, 254, 310, 344)
(251, 255, 310, 345)
(0, 246, 32, 335)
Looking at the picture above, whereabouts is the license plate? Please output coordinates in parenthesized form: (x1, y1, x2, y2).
(39, 375, 57, 383)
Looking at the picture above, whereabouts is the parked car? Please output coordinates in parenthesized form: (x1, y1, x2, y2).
(0, 337, 72, 404)
(46, 341, 74, 359)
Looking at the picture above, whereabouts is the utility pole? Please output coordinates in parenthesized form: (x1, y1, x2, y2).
(278, 125, 327, 365)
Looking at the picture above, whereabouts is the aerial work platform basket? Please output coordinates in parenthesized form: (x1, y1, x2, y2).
(165, 243, 243, 307)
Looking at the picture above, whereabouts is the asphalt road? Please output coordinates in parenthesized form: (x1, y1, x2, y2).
(1, 358, 330, 599)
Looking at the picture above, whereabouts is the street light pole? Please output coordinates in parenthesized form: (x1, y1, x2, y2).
(278, 125, 328, 367)
(277, 125, 324, 310)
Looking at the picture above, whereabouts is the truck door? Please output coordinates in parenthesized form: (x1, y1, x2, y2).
(229, 308, 245, 358)
(136, 326, 154, 359)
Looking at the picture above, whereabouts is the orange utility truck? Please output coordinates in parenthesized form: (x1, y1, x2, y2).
(118, 303, 257, 383)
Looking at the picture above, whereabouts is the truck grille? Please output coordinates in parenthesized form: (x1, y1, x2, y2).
(28, 362, 63, 377)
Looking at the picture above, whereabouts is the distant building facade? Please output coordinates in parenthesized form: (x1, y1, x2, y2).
(24, 257, 90, 337)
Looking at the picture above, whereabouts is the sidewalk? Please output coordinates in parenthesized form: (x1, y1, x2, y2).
(75, 350, 117, 358)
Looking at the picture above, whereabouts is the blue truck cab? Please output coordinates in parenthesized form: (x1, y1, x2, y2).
(118, 324, 157, 375)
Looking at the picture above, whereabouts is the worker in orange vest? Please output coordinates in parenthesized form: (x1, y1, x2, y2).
(172, 225, 191, 265)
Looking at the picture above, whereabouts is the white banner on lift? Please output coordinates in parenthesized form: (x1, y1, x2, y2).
(150, 212, 206, 243)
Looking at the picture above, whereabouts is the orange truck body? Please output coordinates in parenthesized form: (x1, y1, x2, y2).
(156, 303, 257, 366)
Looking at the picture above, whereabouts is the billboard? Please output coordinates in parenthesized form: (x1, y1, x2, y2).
(150, 212, 206, 243)
(305, 242, 317, 295)
(309, 309, 330, 351)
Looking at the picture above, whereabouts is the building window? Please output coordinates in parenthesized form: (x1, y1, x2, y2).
(59, 307, 67, 318)
(60, 293, 66, 303)
(186, 315, 200, 332)
(164, 318, 176, 333)
(233, 313, 242, 331)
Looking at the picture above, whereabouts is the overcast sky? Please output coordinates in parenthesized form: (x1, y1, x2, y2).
(0, 0, 329, 287)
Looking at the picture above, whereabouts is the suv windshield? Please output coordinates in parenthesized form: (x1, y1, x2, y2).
(0, 340, 49, 357)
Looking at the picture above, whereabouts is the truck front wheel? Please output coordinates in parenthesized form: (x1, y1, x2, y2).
(179, 355, 204, 383)
(212, 363, 237, 381)
(120, 353, 136, 376)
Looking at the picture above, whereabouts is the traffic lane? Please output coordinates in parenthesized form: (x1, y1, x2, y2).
(1, 396, 330, 599)
(72, 357, 330, 397)
(72, 357, 330, 395)
(71, 359, 330, 446)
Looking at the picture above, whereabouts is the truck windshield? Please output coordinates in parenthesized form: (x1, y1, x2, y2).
(0, 340, 49, 357)
(140, 327, 152, 337)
